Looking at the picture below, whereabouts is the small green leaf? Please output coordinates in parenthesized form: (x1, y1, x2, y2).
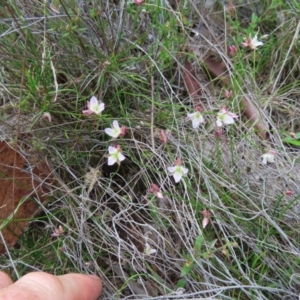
(282, 137, 300, 147)
(251, 13, 259, 25)
(181, 260, 194, 277)
(194, 236, 204, 253)
(176, 278, 187, 289)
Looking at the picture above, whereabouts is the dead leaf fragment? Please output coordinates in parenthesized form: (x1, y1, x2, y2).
(182, 59, 203, 109)
(242, 96, 270, 141)
(84, 166, 102, 194)
(203, 56, 230, 86)
(0, 141, 52, 253)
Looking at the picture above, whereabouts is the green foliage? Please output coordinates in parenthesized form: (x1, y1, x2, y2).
(282, 132, 300, 147)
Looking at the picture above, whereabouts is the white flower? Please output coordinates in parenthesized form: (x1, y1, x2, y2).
(107, 145, 125, 166)
(187, 106, 204, 129)
(261, 149, 277, 165)
(144, 242, 157, 255)
(168, 158, 189, 183)
(241, 34, 263, 50)
(83, 96, 105, 115)
(187, 111, 204, 129)
(105, 120, 126, 138)
(216, 107, 238, 127)
(167, 165, 188, 183)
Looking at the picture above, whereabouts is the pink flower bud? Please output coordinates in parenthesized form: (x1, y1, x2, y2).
(175, 157, 183, 166)
(195, 105, 203, 112)
(41, 112, 52, 123)
(202, 210, 211, 229)
(148, 183, 163, 199)
(285, 190, 294, 196)
(228, 45, 237, 56)
(133, 0, 145, 5)
(225, 90, 233, 98)
(215, 128, 222, 138)
(159, 130, 168, 145)
(120, 126, 127, 137)
(51, 225, 64, 237)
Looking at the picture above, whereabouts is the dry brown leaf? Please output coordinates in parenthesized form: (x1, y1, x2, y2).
(84, 166, 102, 195)
(0, 141, 52, 253)
(203, 56, 230, 86)
(182, 59, 203, 109)
(241, 96, 270, 141)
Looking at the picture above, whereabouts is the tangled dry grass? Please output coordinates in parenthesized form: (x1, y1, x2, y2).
(0, 0, 300, 299)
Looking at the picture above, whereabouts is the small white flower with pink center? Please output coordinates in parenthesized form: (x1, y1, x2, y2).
(261, 149, 277, 165)
(107, 145, 125, 166)
(105, 120, 126, 138)
(216, 106, 238, 127)
(167, 158, 188, 183)
(187, 106, 204, 129)
(83, 96, 105, 115)
(241, 34, 263, 50)
(144, 242, 157, 255)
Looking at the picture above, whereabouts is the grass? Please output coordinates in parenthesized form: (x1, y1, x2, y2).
(1, 0, 300, 299)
